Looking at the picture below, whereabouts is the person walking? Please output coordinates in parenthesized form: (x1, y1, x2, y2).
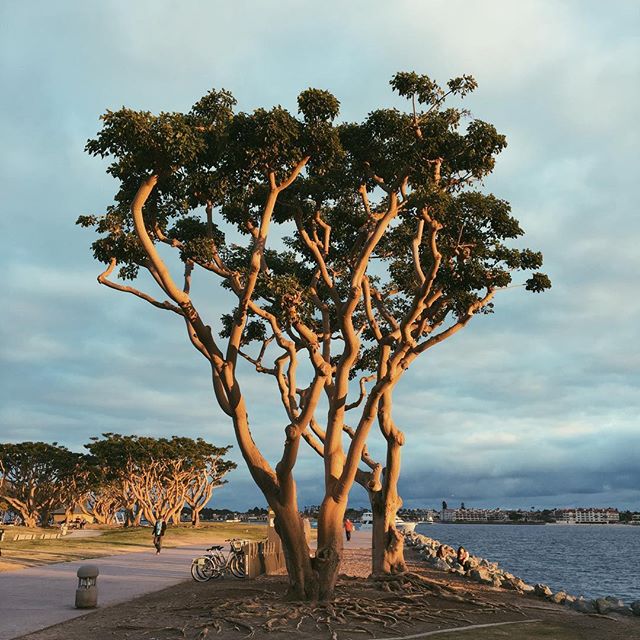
(343, 518, 354, 542)
(152, 517, 166, 554)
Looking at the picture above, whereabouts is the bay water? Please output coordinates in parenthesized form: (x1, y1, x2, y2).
(416, 523, 639, 603)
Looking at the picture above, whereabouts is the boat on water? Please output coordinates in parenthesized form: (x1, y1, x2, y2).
(357, 511, 417, 533)
(397, 519, 417, 533)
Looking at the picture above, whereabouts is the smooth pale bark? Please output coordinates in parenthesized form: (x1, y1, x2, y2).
(369, 486, 406, 574)
(110, 160, 497, 600)
(7, 508, 37, 528)
(3, 496, 42, 529)
(127, 170, 372, 600)
(80, 490, 121, 525)
(304, 410, 405, 579)
(228, 402, 321, 599)
(375, 430, 406, 573)
(316, 497, 346, 599)
(19, 513, 36, 528)
(185, 471, 218, 528)
(96, 496, 118, 524)
(272, 501, 318, 600)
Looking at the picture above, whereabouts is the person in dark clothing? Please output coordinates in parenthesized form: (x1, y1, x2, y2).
(152, 517, 167, 554)
(457, 546, 470, 569)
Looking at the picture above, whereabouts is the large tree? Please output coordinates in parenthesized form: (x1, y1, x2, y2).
(183, 442, 236, 527)
(85, 434, 235, 525)
(80, 72, 549, 600)
(0, 442, 85, 527)
(79, 479, 123, 525)
(84, 433, 146, 527)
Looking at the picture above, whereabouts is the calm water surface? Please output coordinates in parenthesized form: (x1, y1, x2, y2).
(416, 523, 640, 603)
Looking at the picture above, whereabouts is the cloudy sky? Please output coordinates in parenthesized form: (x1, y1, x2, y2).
(1, 1, 638, 511)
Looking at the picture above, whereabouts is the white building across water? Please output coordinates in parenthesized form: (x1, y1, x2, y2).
(441, 508, 508, 522)
(554, 508, 619, 524)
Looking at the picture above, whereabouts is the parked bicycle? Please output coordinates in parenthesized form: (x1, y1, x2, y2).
(190, 538, 247, 581)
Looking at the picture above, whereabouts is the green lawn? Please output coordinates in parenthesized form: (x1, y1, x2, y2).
(0, 522, 267, 571)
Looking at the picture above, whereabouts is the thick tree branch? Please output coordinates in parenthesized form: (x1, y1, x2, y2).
(362, 276, 383, 342)
(131, 176, 189, 305)
(334, 377, 391, 500)
(97, 259, 182, 315)
(410, 289, 496, 359)
(277, 156, 310, 191)
(371, 287, 400, 334)
(130, 176, 226, 369)
(411, 218, 426, 285)
(325, 191, 401, 491)
(345, 375, 375, 411)
(296, 214, 339, 302)
(227, 157, 310, 366)
(342, 424, 379, 472)
(301, 427, 325, 457)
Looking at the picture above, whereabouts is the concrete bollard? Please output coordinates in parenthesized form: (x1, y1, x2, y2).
(75, 565, 99, 608)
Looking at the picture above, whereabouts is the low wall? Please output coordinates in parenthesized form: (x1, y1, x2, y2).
(0, 529, 63, 542)
(240, 513, 310, 578)
(242, 538, 286, 578)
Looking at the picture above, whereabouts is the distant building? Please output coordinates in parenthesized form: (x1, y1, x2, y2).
(51, 506, 93, 525)
(245, 513, 268, 522)
(441, 507, 507, 523)
(554, 508, 619, 524)
(398, 508, 439, 522)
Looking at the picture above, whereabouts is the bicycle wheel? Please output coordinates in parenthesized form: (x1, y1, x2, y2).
(191, 557, 212, 582)
(210, 550, 226, 569)
(229, 553, 247, 578)
(208, 560, 225, 580)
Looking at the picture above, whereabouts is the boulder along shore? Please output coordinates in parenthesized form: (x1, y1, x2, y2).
(405, 531, 640, 617)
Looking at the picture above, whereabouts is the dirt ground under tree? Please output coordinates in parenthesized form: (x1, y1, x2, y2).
(20, 548, 638, 640)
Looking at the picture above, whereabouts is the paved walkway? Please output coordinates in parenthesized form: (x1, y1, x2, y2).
(0, 545, 203, 640)
(63, 530, 103, 538)
(0, 530, 372, 640)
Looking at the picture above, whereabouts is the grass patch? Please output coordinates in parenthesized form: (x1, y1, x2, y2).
(0, 522, 267, 572)
(97, 522, 266, 547)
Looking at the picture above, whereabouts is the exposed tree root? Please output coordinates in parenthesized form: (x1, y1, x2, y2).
(193, 574, 525, 639)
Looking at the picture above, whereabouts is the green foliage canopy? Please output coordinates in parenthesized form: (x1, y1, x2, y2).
(78, 72, 550, 378)
(0, 441, 87, 525)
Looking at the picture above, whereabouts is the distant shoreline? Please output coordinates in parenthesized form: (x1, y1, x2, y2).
(434, 521, 546, 525)
(427, 521, 635, 526)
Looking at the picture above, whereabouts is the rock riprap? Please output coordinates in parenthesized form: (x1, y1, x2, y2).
(404, 532, 638, 617)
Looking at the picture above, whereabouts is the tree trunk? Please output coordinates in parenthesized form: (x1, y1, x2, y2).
(370, 488, 406, 574)
(39, 509, 52, 529)
(123, 508, 134, 527)
(370, 431, 406, 575)
(315, 497, 346, 600)
(272, 503, 319, 601)
(22, 514, 37, 528)
(192, 508, 201, 527)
